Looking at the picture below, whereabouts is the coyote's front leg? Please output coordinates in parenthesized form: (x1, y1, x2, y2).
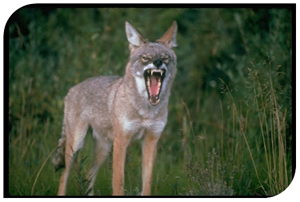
(141, 132, 159, 196)
(112, 131, 130, 195)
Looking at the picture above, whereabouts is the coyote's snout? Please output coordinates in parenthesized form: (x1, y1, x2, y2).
(52, 20, 177, 196)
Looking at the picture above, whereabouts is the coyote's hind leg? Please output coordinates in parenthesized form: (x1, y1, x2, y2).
(86, 131, 112, 195)
(57, 120, 88, 195)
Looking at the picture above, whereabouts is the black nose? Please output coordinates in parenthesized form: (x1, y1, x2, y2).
(153, 59, 162, 68)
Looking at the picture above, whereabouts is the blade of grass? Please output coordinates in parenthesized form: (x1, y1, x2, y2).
(31, 146, 57, 195)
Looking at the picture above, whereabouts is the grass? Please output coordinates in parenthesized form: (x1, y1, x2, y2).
(8, 7, 293, 196)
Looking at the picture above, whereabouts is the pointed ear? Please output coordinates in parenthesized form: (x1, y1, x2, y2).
(157, 21, 178, 48)
(125, 21, 145, 47)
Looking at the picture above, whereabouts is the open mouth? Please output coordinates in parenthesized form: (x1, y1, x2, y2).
(144, 68, 165, 106)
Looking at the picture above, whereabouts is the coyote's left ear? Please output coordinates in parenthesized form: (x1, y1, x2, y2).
(157, 21, 177, 48)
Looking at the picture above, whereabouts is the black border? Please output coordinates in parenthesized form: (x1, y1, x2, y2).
(4, 3, 296, 198)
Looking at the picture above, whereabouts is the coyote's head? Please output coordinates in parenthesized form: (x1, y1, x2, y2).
(125, 21, 177, 106)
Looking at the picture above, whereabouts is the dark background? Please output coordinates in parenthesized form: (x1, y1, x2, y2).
(8, 5, 293, 196)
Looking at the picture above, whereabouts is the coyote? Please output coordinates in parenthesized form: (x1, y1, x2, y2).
(52, 21, 177, 196)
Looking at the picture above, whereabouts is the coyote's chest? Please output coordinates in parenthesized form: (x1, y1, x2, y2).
(119, 113, 167, 140)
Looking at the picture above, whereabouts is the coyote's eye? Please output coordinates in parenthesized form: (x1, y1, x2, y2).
(162, 56, 170, 64)
(140, 56, 150, 63)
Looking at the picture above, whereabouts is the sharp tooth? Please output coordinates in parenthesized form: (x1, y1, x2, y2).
(160, 71, 163, 76)
(147, 77, 150, 86)
(151, 70, 153, 76)
(147, 70, 150, 74)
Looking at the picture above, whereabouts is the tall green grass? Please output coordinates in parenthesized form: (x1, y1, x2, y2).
(8, 7, 292, 196)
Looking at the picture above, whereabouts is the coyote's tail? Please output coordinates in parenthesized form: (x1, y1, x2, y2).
(52, 117, 66, 171)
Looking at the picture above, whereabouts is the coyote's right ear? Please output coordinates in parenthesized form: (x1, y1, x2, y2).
(125, 21, 145, 47)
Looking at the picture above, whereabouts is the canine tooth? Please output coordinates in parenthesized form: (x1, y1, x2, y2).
(147, 70, 150, 74)
(151, 70, 154, 76)
(160, 71, 163, 76)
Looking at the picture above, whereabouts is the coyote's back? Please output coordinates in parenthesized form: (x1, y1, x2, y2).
(53, 20, 177, 196)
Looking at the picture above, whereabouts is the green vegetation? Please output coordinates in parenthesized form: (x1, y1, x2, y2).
(8, 7, 293, 196)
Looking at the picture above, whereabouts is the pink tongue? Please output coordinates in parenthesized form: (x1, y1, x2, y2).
(150, 76, 159, 96)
